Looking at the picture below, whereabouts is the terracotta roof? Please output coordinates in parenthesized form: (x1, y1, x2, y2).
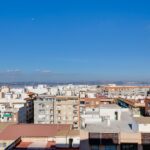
(119, 99, 145, 108)
(0, 124, 71, 140)
(56, 130, 80, 137)
(0, 122, 15, 133)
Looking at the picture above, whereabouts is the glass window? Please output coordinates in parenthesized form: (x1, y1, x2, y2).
(121, 144, 137, 150)
(105, 145, 117, 150)
(91, 145, 99, 150)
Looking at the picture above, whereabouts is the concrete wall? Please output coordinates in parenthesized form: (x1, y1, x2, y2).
(120, 132, 141, 144)
(99, 108, 121, 121)
(67, 136, 80, 148)
(55, 136, 80, 148)
(139, 124, 150, 133)
(55, 137, 67, 148)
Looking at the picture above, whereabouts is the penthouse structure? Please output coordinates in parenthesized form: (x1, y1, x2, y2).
(34, 96, 80, 129)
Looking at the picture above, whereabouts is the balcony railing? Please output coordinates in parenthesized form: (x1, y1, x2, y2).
(89, 133, 119, 145)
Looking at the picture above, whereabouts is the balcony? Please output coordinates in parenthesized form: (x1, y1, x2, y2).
(89, 133, 119, 145)
(73, 105, 78, 109)
(56, 106, 61, 110)
(73, 110, 78, 116)
(73, 116, 78, 121)
(38, 110, 45, 114)
(38, 118, 46, 122)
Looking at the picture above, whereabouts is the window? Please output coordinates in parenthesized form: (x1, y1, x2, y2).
(121, 144, 137, 150)
(69, 138, 73, 148)
(91, 145, 99, 150)
(105, 145, 117, 150)
(115, 112, 118, 120)
(80, 101, 85, 104)
(74, 122, 78, 125)
(57, 99, 61, 102)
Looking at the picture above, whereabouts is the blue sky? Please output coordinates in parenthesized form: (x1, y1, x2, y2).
(0, 0, 150, 82)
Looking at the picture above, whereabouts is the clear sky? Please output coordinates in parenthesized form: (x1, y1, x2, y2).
(0, 0, 150, 82)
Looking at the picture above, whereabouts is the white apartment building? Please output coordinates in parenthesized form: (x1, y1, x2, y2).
(100, 86, 150, 99)
(0, 99, 26, 123)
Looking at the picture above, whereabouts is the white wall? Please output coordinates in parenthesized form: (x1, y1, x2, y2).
(99, 108, 121, 121)
(55, 136, 80, 148)
(55, 137, 67, 148)
(14, 104, 25, 109)
(67, 136, 80, 148)
(139, 124, 150, 133)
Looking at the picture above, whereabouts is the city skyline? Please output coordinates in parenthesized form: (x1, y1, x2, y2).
(0, 0, 150, 81)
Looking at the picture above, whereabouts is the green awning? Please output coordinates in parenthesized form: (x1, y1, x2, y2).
(3, 114, 12, 117)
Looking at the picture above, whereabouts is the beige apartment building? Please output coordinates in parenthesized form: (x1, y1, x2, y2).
(54, 96, 79, 129)
(34, 96, 80, 129)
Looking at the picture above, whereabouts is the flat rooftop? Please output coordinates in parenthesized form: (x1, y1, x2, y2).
(134, 117, 150, 124)
(84, 111, 134, 133)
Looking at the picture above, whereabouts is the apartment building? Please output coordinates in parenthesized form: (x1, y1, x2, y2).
(25, 94, 36, 123)
(0, 86, 35, 123)
(25, 84, 49, 95)
(0, 99, 26, 123)
(34, 96, 80, 129)
(34, 96, 55, 124)
(54, 96, 79, 129)
(101, 86, 150, 99)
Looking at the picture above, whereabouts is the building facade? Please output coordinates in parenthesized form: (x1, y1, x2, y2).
(34, 96, 80, 129)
